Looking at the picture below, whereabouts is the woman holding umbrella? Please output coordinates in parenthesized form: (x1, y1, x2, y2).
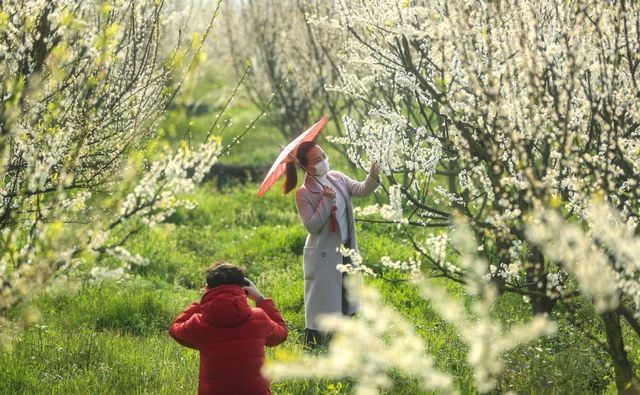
(283, 140, 379, 348)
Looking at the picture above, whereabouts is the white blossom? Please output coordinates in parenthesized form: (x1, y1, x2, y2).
(265, 279, 454, 395)
(526, 206, 620, 312)
(354, 184, 406, 225)
(337, 245, 377, 277)
(90, 266, 128, 284)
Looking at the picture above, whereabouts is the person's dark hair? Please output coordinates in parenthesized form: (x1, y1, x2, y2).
(283, 140, 317, 195)
(206, 262, 245, 289)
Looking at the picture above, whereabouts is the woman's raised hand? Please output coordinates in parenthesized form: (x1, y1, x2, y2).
(322, 185, 336, 199)
(369, 161, 379, 179)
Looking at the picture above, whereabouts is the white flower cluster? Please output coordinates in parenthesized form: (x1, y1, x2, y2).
(118, 140, 222, 227)
(434, 186, 465, 207)
(59, 191, 92, 213)
(485, 240, 524, 283)
(265, 278, 454, 395)
(90, 266, 128, 284)
(380, 256, 421, 275)
(341, 107, 442, 179)
(469, 239, 525, 285)
(526, 206, 621, 312)
(425, 233, 448, 265)
(336, 245, 377, 278)
(106, 246, 149, 267)
(528, 201, 640, 316)
(487, 263, 521, 283)
(546, 271, 567, 292)
(87, 230, 109, 252)
(354, 184, 406, 226)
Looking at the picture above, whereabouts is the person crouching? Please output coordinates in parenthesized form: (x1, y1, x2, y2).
(169, 262, 288, 395)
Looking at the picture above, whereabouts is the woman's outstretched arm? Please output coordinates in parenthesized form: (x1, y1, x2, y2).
(343, 173, 379, 197)
(343, 162, 380, 197)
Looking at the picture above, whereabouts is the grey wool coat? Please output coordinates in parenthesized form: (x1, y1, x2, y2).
(295, 170, 379, 330)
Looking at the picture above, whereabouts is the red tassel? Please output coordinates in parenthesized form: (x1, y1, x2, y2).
(330, 205, 337, 232)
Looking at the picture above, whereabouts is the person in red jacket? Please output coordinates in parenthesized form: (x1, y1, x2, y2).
(169, 263, 288, 395)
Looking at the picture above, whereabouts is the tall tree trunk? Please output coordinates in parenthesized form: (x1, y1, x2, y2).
(601, 310, 638, 395)
(525, 247, 556, 314)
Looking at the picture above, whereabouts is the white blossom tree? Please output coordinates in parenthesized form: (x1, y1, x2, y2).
(0, 0, 237, 333)
(288, 0, 640, 392)
(222, 0, 360, 167)
(268, 220, 556, 394)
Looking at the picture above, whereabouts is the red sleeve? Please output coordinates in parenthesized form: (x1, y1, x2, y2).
(256, 298, 288, 346)
(169, 302, 202, 350)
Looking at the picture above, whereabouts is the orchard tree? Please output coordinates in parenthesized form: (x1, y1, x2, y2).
(268, 220, 557, 394)
(285, 0, 640, 393)
(0, 0, 230, 334)
(222, 0, 357, 156)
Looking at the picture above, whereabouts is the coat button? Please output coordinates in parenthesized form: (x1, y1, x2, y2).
(321, 252, 327, 257)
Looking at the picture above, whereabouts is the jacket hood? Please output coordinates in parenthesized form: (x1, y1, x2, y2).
(200, 285, 251, 328)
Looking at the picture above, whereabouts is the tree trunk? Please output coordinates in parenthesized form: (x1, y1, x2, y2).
(529, 293, 557, 315)
(618, 304, 640, 338)
(525, 247, 557, 315)
(601, 310, 638, 395)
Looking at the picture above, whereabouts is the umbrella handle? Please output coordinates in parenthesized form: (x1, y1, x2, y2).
(285, 149, 303, 167)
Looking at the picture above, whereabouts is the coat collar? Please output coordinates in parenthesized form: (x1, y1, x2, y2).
(304, 173, 324, 194)
(329, 173, 349, 203)
(303, 172, 349, 202)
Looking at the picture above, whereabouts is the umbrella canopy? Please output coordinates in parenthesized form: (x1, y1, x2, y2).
(257, 116, 329, 197)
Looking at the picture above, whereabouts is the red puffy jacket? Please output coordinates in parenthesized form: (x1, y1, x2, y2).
(169, 284, 288, 395)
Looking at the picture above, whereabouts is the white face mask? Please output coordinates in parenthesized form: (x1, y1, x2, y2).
(313, 157, 330, 176)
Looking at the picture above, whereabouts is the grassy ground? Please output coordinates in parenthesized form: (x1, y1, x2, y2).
(0, 182, 630, 394)
(0, 72, 635, 394)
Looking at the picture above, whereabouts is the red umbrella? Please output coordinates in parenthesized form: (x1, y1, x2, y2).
(257, 116, 329, 197)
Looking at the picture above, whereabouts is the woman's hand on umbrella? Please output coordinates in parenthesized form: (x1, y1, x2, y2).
(322, 186, 336, 199)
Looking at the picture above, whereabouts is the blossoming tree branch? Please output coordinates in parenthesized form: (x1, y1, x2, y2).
(258, 1, 640, 393)
(0, 0, 261, 328)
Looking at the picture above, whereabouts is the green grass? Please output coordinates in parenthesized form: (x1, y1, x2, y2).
(1, 70, 636, 395)
(1, 182, 634, 394)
